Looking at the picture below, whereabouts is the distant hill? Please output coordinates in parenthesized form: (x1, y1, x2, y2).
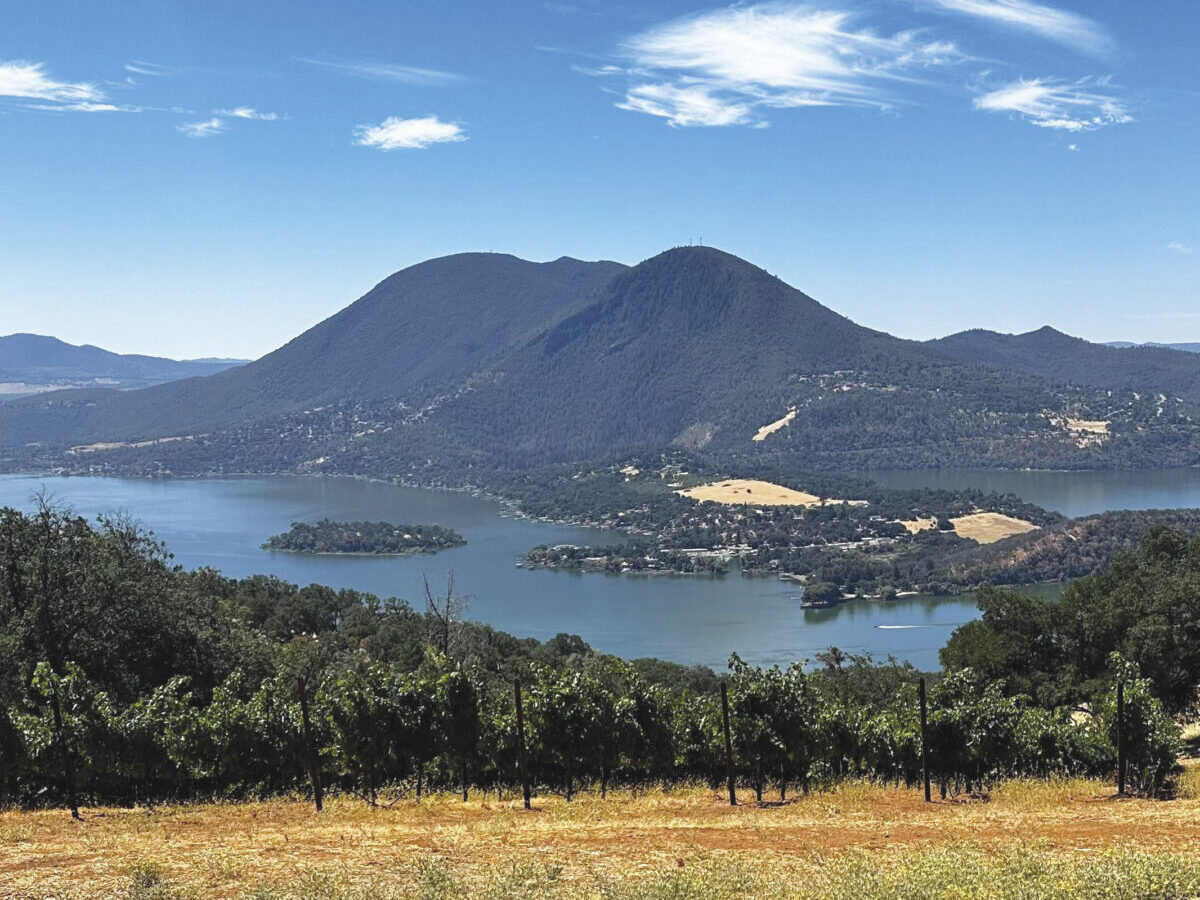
(929, 327, 1200, 404)
(1106, 341, 1200, 353)
(0, 253, 625, 444)
(3, 248, 1200, 473)
(0, 334, 247, 399)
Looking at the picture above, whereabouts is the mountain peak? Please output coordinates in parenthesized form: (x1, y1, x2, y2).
(645, 244, 758, 268)
(1023, 325, 1078, 342)
(557, 244, 811, 334)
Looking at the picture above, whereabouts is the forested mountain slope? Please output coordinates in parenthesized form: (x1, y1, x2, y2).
(441, 246, 921, 462)
(419, 248, 1199, 468)
(930, 327, 1200, 404)
(1107, 341, 1200, 353)
(0, 253, 624, 446)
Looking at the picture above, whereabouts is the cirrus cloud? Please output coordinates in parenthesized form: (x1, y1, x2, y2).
(296, 57, 464, 87)
(0, 59, 109, 108)
(354, 115, 466, 150)
(215, 107, 279, 121)
(177, 117, 227, 138)
(974, 77, 1132, 131)
(919, 0, 1114, 57)
(605, 4, 967, 128)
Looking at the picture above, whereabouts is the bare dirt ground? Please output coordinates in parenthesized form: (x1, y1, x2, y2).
(752, 409, 796, 441)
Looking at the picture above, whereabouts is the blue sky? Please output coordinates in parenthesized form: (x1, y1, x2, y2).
(2, 0, 1196, 359)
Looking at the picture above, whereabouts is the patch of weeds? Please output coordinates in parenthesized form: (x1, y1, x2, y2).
(597, 861, 764, 900)
(412, 856, 462, 900)
(0, 823, 33, 845)
(477, 862, 565, 900)
(120, 861, 192, 900)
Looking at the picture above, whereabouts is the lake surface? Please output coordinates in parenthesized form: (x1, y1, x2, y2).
(859, 467, 1200, 518)
(4, 469, 1196, 671)
(0, 474, 984, 672)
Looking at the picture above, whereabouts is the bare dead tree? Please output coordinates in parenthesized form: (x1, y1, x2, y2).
(423, 571, 468, 659)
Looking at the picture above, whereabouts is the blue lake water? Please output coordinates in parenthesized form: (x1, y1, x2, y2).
(859, 467, 1200, 518)
(2, 469, 1195, 671)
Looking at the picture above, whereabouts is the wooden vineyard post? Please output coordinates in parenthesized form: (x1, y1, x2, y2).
(514, 679, 531, 810)
(919, 677, 931, 803)
(721, 681, 737, 806)
(298, 677, 323, 813)
(1117, 680, 1126, 797)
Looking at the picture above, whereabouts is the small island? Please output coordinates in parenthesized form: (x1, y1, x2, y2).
(522, 542, 730, 575)
(263, 519, 466, 556)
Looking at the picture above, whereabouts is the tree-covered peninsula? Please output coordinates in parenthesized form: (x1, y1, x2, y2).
(263, 518, 465, 555)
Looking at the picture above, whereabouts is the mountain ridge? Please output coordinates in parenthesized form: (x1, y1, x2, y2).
(3, 246, 1200, 473)
(0, 333, 248, 387)
(1106, 341, 1200, 354)
(928, 327, 1200, 404)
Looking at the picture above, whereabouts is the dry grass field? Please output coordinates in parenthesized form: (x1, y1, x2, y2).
(950, 511, 1039, 544)
(677, 479, 865, 508)
(6, 779, 1200, 899)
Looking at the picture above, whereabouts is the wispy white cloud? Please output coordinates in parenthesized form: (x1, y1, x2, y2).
(215, 106, 279, 121)
(974, 77, 1131, 131)
(619, 82, 757, 127)
(296, 57, 464, 86)
(0, 59, 106, 107)
(354, 115, 466, 150)
(175, 108, 279, 138)
(26, 101, 142, 113)
(920, 0, 1113, 57)
(606, 4, 966, 127)
(1067, 142, 1079, 150)
(177, 117, 227, 138)
(125, 60, 169, 77)
(1167, 241, 1196, 255)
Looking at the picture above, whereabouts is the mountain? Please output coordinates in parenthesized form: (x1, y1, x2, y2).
(3, 247, 1200, 473)
(437, 249, 1196, 467)
(0, 253, 625, 446)
(1106, 341, 1200, 354)
(0, 334, 247, 395)
(443, 247, 943, 462)
(928, 327, 1200, 404)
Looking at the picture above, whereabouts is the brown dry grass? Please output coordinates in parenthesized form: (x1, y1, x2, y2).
(898, 517, 937, 534)
(677, 479, 865, 508)
(5, 781, 1200, 898)
(951, 511, 1039, 543)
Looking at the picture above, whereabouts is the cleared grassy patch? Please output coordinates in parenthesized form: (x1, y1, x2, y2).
(5, 781, 1200, 899)
(951, 511, 1039, 543)
(677, 479, 866, 507)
